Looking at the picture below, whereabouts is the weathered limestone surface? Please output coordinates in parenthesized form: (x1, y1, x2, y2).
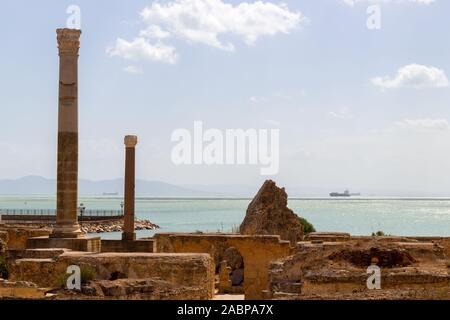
(101, 239, 154, 253)
(154, 233, 292, 299)
(0, 231, 7, 243)
(223, 247, 244, 287)
(74, 278, 211, 300)
(410, 237, 450, 257)
(223, 247, 244, 270)
(0, 227, 51, 250)
(240, 180, 304, 242)
(0, 240, 5, 256)
(328, 246, 416, 267)
(0, 279, 52, 299)
(218, 261, 232, 294)
(27, 236, 101, 252)
(267, 239, 450, 300)
(0, 231, 7, 254)
(305, 232, 351, 243)
(9, 252, 215, 299)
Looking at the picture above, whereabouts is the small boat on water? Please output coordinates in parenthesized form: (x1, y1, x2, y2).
(330, 190, 361, 197)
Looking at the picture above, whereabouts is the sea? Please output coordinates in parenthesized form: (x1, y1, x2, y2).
(1, 196, 449, 239)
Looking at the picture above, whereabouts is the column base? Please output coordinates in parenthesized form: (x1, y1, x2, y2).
(122, 232, 136, 241)
(50, 222, 84, 239)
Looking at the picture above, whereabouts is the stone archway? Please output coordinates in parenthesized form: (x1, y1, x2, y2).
(154, 233, 293, 299)
(219, 247, 244, 294)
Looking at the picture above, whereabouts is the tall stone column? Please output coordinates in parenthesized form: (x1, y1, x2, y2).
(122, 136, 138, 241)
(51, 29, 83, 239)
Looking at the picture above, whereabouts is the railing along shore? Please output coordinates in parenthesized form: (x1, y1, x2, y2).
(0, 209, 124, 222)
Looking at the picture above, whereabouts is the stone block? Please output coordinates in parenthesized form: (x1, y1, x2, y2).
(27, 236, 101, 252)
(9, 252, 215, 299)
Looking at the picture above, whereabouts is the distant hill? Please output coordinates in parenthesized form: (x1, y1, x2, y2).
(0, 176, 210, 197)
(3, 176, 431, 198)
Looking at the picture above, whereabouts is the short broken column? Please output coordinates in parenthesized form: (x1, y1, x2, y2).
(122, 135, 138, 241)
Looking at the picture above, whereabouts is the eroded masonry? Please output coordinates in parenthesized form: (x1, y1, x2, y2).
(0, 29, 449, 300)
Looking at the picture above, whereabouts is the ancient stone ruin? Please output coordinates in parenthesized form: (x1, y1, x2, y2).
(240, 180, 304, 243)
(1, 28, 449, 301)
(266, 237, 450, 300)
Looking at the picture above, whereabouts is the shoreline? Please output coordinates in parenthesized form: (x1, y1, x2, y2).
(0, 219, 160, 235)
(80, 219, 159, 234)
(5, 195, 450, 200)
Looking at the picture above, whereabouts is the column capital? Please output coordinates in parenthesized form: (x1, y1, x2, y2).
(57, 28, 81, 56)
(124, 135, 138, 148)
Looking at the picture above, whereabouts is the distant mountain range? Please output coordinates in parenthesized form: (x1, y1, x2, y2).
(1, 176, 439, 198)
(0, 176, 256, 197)
(0, 176, 200, 197)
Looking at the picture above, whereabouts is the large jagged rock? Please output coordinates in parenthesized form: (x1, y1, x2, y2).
(240, 180, 304, 242)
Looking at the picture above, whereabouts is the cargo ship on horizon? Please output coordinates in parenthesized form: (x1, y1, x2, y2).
(329, 190, 361, 197)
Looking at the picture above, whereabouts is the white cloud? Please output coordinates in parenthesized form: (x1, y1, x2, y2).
(372, 64, 449, 90)
(139, 25, 171, 39)
(343, 0, 436, 6)
(274, 93, 294, 101)
(140, 0, 306, 52)
(249, 96, 267, 103)
(328, 107, 354, 119)
(390, 118, 450, 132)
(250, 91, 301, 104)
(108, 0, 306, 65)
(106, 37, 178, 64)
(123, 65, 143, 74)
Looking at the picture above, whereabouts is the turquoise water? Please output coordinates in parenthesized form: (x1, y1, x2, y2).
(1, 196, 450, 238)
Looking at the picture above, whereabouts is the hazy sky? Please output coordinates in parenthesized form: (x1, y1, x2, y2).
(1, 0, 450, 195)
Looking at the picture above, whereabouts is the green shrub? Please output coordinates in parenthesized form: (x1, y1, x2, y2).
(372, 231, 387, 237)
(80, 265, 96, 283)
(0, 256, 9, 279)
(53, 272, 71, 289)
(298, 217, 316, 234)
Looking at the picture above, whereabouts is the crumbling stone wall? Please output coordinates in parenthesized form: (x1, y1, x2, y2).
(0, 231, 9, 280)
(267, 239, 450, 300)
(100, 239, 155, 253)
(0, 231, 7, 254)
(10, 252, 215, 299)
(2, 227, 51, 250)
(154, 233, 293, 299)
(409, 237, 450, 258)
(80, 278, 212, 300)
